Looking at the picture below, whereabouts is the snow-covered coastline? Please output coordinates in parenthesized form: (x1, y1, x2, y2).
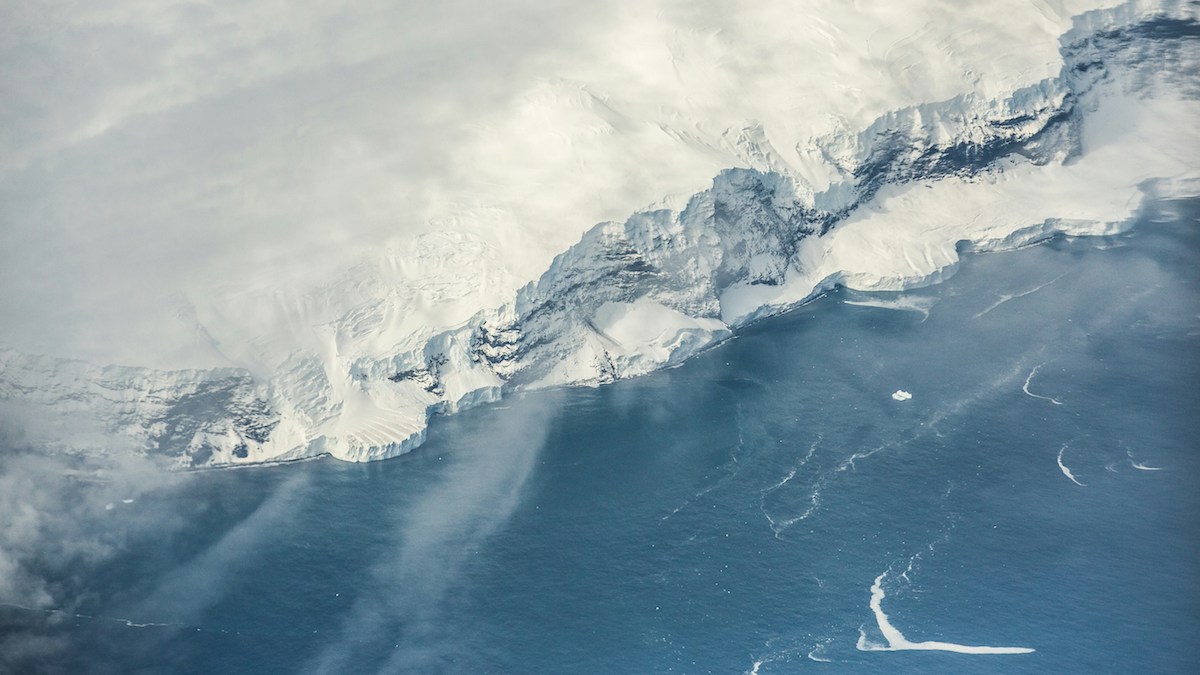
(1, 0, 1197, 466)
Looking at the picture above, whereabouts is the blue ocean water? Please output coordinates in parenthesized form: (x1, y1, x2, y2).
(4, 200, 1198, 674)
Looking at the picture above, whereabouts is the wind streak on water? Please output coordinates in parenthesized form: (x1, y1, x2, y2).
(131, 471, 312, 624)
(661, 402, 751, 524)
(973, 274, 1066, 319)
(843, 294, 936, 321)
(308, 401, 556, 674)
(837, 358, 1032, 472)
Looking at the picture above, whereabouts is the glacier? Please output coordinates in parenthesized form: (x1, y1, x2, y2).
(1, 0, 1197, 466)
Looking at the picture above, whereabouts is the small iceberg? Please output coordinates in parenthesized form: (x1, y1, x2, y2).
(891, 390, 913, 401)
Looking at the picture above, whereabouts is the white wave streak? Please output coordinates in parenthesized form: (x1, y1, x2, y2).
(973, 274, 1066, 319)
(758, 437, 824, 537)
(1127, 449, 1164, 471)
(807, 641, 834, 662)
(747, 638, 825, 673)
(856, 572, 1034, 655)
(763, 485, 823, 539)
(662, 406, 749, 523)
(1022, 364, 1064, 405)
(838, 442, 889, 472)
(897, 554, 920, 584)
(800, 435, 821, 466)
(761, 468, 797, 496)
(1129, 461, 1164, 471)
(660, 452, 738, 524)
(1057, 445, 1086, 486)
(0, 602, 178, 630)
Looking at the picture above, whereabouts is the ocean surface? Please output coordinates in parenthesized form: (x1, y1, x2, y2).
(4, 199, 1198, 674)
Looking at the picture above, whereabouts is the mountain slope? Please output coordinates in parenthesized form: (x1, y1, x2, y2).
(1, 0, 1197, 466)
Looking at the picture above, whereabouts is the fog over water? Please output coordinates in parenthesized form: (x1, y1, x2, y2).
(1, 200, 1198, 673)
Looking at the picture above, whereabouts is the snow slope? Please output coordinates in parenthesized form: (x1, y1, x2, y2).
(1, 0, 1196, 465)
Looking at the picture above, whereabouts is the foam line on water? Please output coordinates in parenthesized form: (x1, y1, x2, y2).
(746, 638, 826, 673)
(764, 485, 823, 539)
(807, 645, 833, 662)
(0, 601, 180, 631)
(1129, 461, 1164, 471)
(1127, 449, 1164, 471)
(1022, 364, 1063, 405)
(840, 359, 1030, 472)
(856, 571, 1035, 655)
(661, 405, 751, 523)
(761, 468, 797, 495)
(759, 437, 825, 538)
(1057, 444, 1086, 486)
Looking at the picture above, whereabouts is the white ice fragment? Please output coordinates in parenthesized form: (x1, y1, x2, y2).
(891, 390, 913, 401)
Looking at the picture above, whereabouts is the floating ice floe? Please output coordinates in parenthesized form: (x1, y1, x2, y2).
(891, 390, 913, 401)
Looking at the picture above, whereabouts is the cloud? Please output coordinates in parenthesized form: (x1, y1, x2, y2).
(0, 0, 1085, 376)
(0, 417, 315, 670)
(0, 0, 621, 370)
(0, 443, 174, 609)
(128, 470, 311, 624)
(0, 428, 184, 671)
